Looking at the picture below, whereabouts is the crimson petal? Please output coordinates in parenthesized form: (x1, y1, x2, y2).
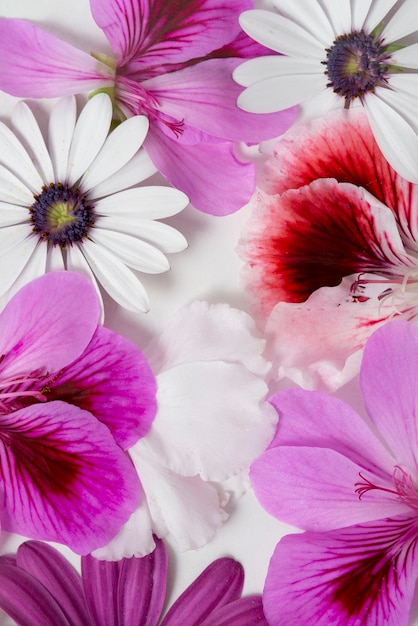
(0, 401, 140, 554)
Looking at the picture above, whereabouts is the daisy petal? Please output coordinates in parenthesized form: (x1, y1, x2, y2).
(65, 244, 104, 317)
(0, 228, 38, 298)
(380, 0, 418, 41)
(0, 19, 113, 98)
(273, 0, 334, 45)
(81, 239, 150, 312)
(66, 93, 113, 186)
(80, 116, 149, 190)
(392, 44, 418, 70)
(201, 596, 266, 626)
(264, 518, 418, 626)
(47, 325, 157, 450)
(95, 186, 189, 219)
(239, 10, 324, 57)
(0, 562, 69, 626)
(363, 0, 398, 33)
(11, 102, 54, 183)
(96, 215, 187, 253)
(0, 165, 33, 205)
(317, 0, 351, 36)
(0, 203, 28, 227)
(89, 149, 157, 198)
(15, 541, 90, 626)
(161, 558, 244, 626)
(0, 121, 43, 193)
(91, 227, 170, 274)
(233, 56, 319, 88)
(0, 401, 140, 554)
(81, 556, 121, 625)
(45, 246, 65, 272)
(48, 96, 77, 183)
(0, 240, 48, 303)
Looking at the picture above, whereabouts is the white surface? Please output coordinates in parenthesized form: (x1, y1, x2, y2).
(0, 1, 417, 624)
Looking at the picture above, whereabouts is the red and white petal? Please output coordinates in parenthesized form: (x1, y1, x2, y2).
(264, 277, 416, 391)
(0, 401, 140, 554)
(47, 325, 157, 450)
(239, 180, 410, 317)
(264, 517, 418, 626)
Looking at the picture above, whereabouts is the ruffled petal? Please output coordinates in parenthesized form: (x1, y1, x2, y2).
(360, 320, 418, 470)
(0, 401, 140, 554)
(92, 0, 252, 68)
(144, 126, 256, 215)
(15, 541, 90, 626)
(239, 180, 410, 316)
(161, 558, 244, 626)
(143, 58, 296, 142)
(0, 271, 100, 377)
(47, 325, 157, 450)
(264, 277, 414, 391)
(0, 19, 114, 98)
(264, 517, 418, 626)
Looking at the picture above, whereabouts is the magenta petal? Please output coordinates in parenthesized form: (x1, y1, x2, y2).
(264, 517, 418, 626)
(161, 558, 244, 626)
(0, 272, 100, 378)
(92, 0, 252, 67)
(145, 126, 255, 215)
(143, 59, 295, 142)
(47, 326, 157, 449)
(360, 320, 418, 470)
(0, 401, 140, 554)
(117, 536, 168, 626)
(16, 541, 90, 626)
(81, 556, 122, 625)
(200, 596, 267, 626)
(0, 561, 70, 626)
(0, 19, 113, 98)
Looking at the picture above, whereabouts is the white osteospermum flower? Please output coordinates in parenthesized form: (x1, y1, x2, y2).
(234, 0, 418, 183)
(0, 93, 189, 313)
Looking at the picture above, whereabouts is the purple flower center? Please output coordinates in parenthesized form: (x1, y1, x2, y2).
(323, 31, 391, 107)
(30, 183, 95, 248)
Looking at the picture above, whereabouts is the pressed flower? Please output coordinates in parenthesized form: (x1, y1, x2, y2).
(0, 0, 296, 215)
(238, 108, 418, 390)
(93, 301, 277, 559)
(0, 271, 157, 554)
(0, 538, 267, 625)
(0, 93, 188, 313)
(234, 0, 418, 183)
(251, 320, 418, 626)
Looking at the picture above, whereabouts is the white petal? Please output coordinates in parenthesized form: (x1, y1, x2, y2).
(66, 93, 112, 186)
(150, 362, 277, 481)
(364, 89, 418, 183)
(45, 245, 65, 272)
(380, 0, 418, 42)
(91, 227, 170, 273)
(363, 0, 398, 33)
(65, 243, 104, 321)
(0, 227, 37, 295)
(237, 73, 326, 113)
(239, 10, 324, 57)
(350, 0, 374, 31)
(272, 0, 334, 45)
(297, 86, 342, 121)
(80, 239, 150, 312)
(391, 44, 418, 70)
(3, 241, 48, 301)
(130, 443, 226, 551)
(94, 186, 189, 219)
(146, 301, 270, 376)
(0, 202, 29, 227)
(317, 0, 352, 36)
(0, 121, 43, 192)
(89, 148, 157, 199)
(0, 166, 33, 205)
(80, 115, 149, 191)
(12, 101, 54, 183)
(48, 96, 77, 182)
(234, 56, 320, 88)
(95, 215, 187, 253)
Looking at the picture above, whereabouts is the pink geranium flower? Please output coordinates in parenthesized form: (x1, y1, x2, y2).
(0, 538, 267, 625)
(251, 320, 418, 626)
(0, 270, 156, 555)
(0, 0, 295, 215)
(238, 108, 418, 390)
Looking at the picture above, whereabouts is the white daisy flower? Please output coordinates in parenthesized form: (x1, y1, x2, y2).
(0, 93, 189, 313)
(234, 0, 418, 183)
